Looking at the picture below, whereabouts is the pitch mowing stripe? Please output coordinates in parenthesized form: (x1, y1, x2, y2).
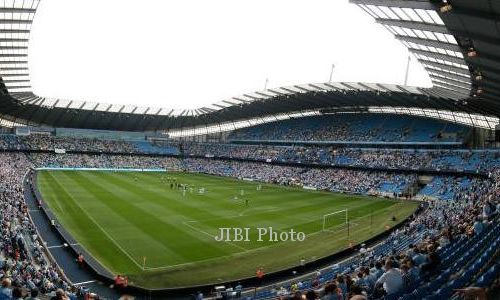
(107, 171, 244, 219)
(182, 191, 394, 234)
(87, 171, 338, 251)
(66, 171, 223, 263)
(125, 172, 333, 234)
(56, 171, 189, 267)
(128, 172, 399, 245)
(100, 172, 257, 252)
(37, 172, 66, 216)
(129, 172, 374, 228)
(61, 171, 199, 267)
(40, 171, 144, 273)
(84, 171, 249, 254)
(119, 172, 300, 229)
(97, 172, 264, 236)
(116, 172, 397, 237)
(181, 221, 248, 252)
(95, 171, 248, 228)
(143, 200, 409, 272)
(72, 171, 239, 264)
(38, 170, 419, 287)
(48, 172, 145, 269)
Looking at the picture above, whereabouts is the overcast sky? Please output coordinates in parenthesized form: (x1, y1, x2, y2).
(28, 0, 432, 110)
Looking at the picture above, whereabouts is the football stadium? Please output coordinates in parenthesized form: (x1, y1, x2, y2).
(0, 0, 499, 300)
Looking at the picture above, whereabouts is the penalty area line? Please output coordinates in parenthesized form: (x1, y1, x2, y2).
(182, 221, 248, 252)
(238, 206, 281, 217)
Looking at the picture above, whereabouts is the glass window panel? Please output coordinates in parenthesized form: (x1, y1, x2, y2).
(434, 32, 448, 43)
(402, 28, 417, 37)
(445, 49, 455, 56)
(436, 48, 447, 54)
(401, 8, 422, 22)
(423, 31, 437, 40)
(378, 6, 399, 19)
(390, 7, 411, 21)
(366, 5, 389, 19)
(445, 34, 457, 44)
(358, 4, 378, 18)
(108, 105, 122, 112)
(391, 26, 407, 36)
(24, 0, 36, 8)
(427, 46, 437, 52)
(412, 29, 427, 39)
(86, 102, 101, 110)
(419, 44, 429, 51)
(427, 11, 444, 25)
(415, 9, 434, 23)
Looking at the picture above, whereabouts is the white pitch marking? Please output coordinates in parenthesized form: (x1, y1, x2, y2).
(55, 176, 145, 271)
(182, 221, 248, 252)
(47, 243, 79, 249)
(73, 280, 96, 286)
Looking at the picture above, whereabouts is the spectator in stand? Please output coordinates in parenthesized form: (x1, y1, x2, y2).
(412, 248, 426, 266)
(371, 261, 384, 280)
(51, 289, 68, 300)
(26, 288, 41, 300)
(407, 259, 420, 283)
(374, 260, 403, 296)
(305, 290, 318, 300)
(420, 250, 441, 278)
(400, 264, 414, 293)
(0, 154, 77, 299)
(348, 284, 367, 300)
(321, 282, 342, 300)
(11, 287, 23, 300)
(473, 217, 485, 235)
(361, 267, 375, 293)
(0, 279, 12, 300)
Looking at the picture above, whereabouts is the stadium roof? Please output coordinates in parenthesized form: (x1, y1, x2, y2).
(0, 0, 498, 134)
(349, 0, 500, 117)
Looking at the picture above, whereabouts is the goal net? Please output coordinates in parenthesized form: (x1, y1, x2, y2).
(322, 209, 348, 232)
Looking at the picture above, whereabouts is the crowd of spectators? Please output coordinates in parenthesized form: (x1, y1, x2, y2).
(0, 153, 78, 300)
(250, 169, 499, 300)
(227, 114, 470, 143)
(417, 176, 489, 201)
(18, 135, 138, 153)
(2, 133, 499, 174)
(0, 135, 176, 155)
(0, 147, 498, 299)
(0, 152, 184, 299)
(183, 158, 420, 195)
(28, 153, 183, 171)
(182, 143, 500, 173)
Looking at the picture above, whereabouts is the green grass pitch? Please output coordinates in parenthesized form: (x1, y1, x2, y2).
(36, 170, 419, 288)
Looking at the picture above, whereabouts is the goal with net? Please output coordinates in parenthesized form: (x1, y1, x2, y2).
(322, 209, 348, 232)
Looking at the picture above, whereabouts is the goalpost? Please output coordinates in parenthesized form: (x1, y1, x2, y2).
(322, 209, 349, 232)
